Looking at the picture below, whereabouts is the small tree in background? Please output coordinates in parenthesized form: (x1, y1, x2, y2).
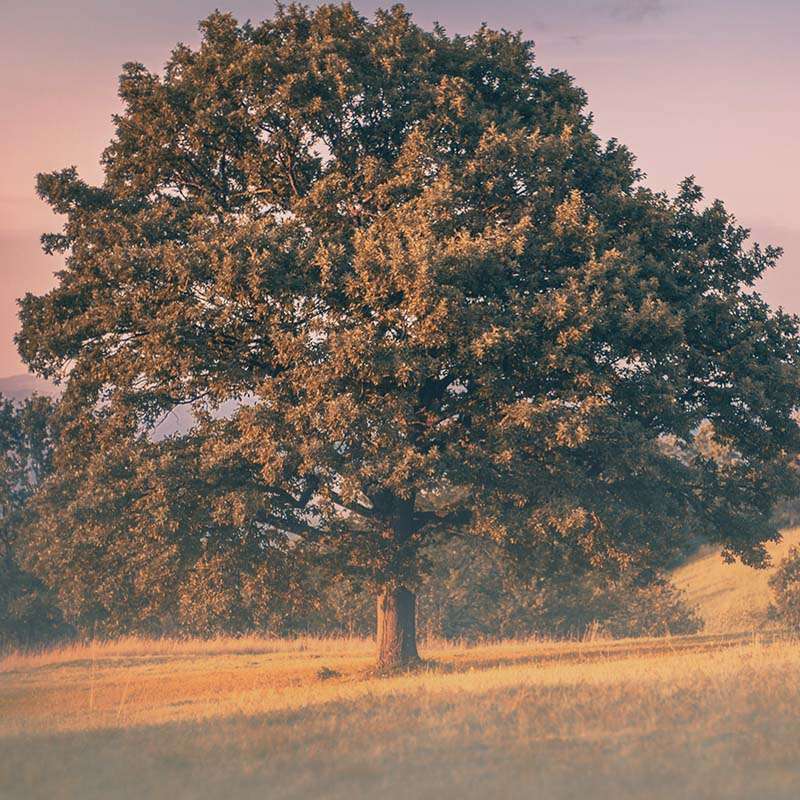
(17, 4, 800, 668)
(412, 538, 702, 641)
(0, 395, 69, 647)
(769, 548, 800, 630)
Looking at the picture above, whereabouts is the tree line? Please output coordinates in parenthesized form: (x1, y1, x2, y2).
(1, 394, 700, 646)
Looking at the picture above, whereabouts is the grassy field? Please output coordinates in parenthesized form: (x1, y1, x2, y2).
(673, 527, 800, 633)
(4, 533, 800, 800)
(3, 631, 800, 800)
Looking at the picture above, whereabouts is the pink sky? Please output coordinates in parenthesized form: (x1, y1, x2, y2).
(1, 0, 798, 376)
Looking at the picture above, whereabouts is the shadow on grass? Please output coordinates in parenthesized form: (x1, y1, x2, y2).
(416, 631, 779, 676)
(5, 670, 800, 800)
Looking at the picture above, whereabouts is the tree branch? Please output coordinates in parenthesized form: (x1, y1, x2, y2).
(325, 488, 376, 519)
(414, 505, 472, 531)
(255, 511, 329, 541)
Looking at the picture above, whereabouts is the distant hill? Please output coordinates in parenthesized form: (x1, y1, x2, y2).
(0, 373, 60, 402)
(672, 528, 800, 633)
(0, 372, 239, 438)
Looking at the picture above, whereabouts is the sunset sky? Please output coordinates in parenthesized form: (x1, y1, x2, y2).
(1, 0, 798, 376)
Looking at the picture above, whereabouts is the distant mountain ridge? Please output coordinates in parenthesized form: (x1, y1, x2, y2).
(0, 373, 227, 438)
(0, 373, 61, 402)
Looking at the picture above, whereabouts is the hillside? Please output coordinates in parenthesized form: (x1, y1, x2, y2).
(3, 634, 800, 800)
(0, 373, 59, 401)
(672, 527, 800, 633)
(0, 372, 197, 438)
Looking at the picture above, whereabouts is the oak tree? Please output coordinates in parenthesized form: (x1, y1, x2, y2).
(18, 4, 800, 667)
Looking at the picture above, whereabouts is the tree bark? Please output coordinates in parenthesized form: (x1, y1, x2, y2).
(376, 585, 420, 670)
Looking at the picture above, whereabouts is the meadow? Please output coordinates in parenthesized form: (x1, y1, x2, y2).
(3, 630, 800, 800)
(4, 531, 800, 799)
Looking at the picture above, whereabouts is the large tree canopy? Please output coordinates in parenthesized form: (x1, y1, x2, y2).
(18, 3, 800, 666)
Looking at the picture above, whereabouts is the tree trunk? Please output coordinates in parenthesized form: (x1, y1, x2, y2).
(376, 585, 420, 670)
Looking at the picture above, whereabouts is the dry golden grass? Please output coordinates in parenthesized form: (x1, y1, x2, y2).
(673, 526, 800, 632)
(4, 631, 800, 799)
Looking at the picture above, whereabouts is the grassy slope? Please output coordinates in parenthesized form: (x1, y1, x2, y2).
(4, 633, 800, 800)
(672, 527, 800, 633)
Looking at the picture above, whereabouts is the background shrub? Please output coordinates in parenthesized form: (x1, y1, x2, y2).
(769, 547, 800, 629)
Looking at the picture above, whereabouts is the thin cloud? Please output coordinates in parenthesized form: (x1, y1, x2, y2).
(605, 0, 665, 23)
